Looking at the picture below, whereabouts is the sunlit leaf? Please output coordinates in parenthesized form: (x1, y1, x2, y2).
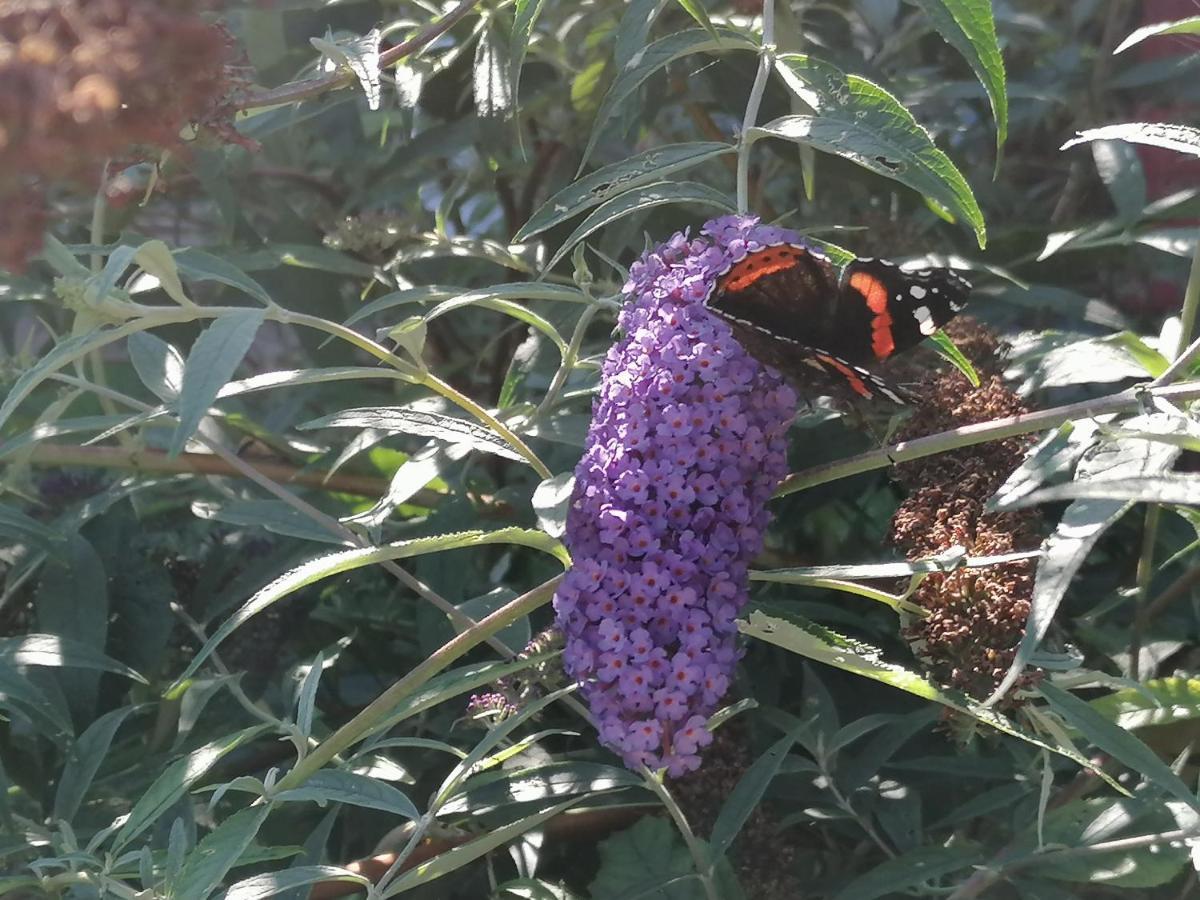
(1062, 123, 1200, 158)
(909, 0, 1007, 158)
(1040, 682, 1200, 813)
(1114, 16, 1200, 54)
(170, 529, 568, 686)
(517, 142, 734, 241)
(544, 181, 735, 272)
(113, 725, 269, 851)
(762, 54, 985, 247)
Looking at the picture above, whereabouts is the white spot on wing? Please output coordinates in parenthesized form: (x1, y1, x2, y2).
(913, 305, 936, 335)
(909, 285, 927, 299)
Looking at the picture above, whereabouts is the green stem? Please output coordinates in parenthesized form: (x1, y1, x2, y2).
(639, 767, 720, 900)
(536, 305, 599, 420)
(89, 160, 110, 274)
(1149, 231, 1200, 386)
(1175, 236, 1200, 358)
(776, 380, 1200, 497)
(736, 0, 775, 213)
(1129, 503, 1161, 681)
(270, 576, 561, 793)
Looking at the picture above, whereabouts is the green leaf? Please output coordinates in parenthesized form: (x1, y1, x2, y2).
(0, 504, 66, 555)
(273, 770, 419, 820)
(311, 29, 382, 110)
(0, 662, 73, 736)
(709, 726, 803, 859)
(381, 796, 585, 896)
(0, 325, 141, 434)
(343, 285, 460, 326)
(231, 244, 379, 278)
(128, 332, 185, 402)
(170, 529, 567, 687)
(35, 533, 110, 722)
(517, 142, 735, 241)
(196, 500, 346, 546)
(985, 415, 1183, 704)
(673, 0, 718, 38)
(532, 473, 574, 539)
(53, 705, 142, 822)
(171, 805, 272, 900)
(87, 244, 139, 305)
(614, 0, 665, 70)
(588, 816, 695, 900)
(348, 283, 590, 330)
(113, 725, 268, 851)
(226, 867, 369, 900)
(435, 685, 578, 809)
(373, 656, 558, 741)
(454, 587, 531, 651)
(173, 249, 273, 305)
(422, 295, 568, 356)
(1089, 677, 1200, 730)
(762, 54, 985, 247)
(295, 653, 324, 738)
(510, 0, 547, 110)
(1022, 797, 1190, 888)
(543, 181, 735, 273)
(0, 633, 144, 681)
(1114, 15, 1200, 53)
(929, 331, 980, 386)
(1062, 123, 1200, 158)
(300, 406, 527, 462)
(909, 0, 1007, 159)
(831, 844, 981, 900)
(134, 240, 193, 306)
(437, 760, 640, 816)
(579, 27, 756, 171)
(739, 610, 1116, 778)
(999, 474, 1200, 508)
(170, 309, 266, 456)
(1039, 682, 1200, 814)
(1092, 139, 1147, 225)
(474, 25, 513, 119)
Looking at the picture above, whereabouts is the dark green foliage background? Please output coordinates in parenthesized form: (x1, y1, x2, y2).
(2, 1, 1200, 898)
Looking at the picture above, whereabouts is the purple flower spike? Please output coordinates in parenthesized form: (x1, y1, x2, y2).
(553, 215, 798, 776)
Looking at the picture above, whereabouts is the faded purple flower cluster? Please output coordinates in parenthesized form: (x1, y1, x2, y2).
(553, 215, 799, 776)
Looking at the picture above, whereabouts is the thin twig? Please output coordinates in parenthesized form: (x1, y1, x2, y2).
(735, 0, 775, 214)
(25, 441, 427, 503)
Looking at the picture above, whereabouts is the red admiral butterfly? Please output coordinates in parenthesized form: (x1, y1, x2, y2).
(705, 241, 970, 403)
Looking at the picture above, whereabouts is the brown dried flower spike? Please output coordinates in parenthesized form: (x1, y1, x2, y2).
(889, 320, 1043, 704)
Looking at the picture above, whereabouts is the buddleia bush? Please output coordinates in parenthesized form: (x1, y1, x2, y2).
(1, 1, 1200, 899)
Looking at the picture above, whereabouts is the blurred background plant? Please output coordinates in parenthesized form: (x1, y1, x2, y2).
(1, 0, 1200, 897)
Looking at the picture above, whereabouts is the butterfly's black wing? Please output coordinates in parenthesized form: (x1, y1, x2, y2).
(828, 258, 972, 367)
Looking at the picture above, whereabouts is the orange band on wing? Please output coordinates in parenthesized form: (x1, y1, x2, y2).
(720, 247, 808, 293)
(815, 353, 873, 399)
(849, 271, 894, 360)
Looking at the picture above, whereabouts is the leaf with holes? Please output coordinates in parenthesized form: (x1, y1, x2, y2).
(761, 54, 985, 247)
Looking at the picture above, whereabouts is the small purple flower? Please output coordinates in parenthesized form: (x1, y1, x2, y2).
(552, 215, 798, 775)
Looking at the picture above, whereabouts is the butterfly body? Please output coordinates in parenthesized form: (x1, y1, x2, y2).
(705, 241, 971, 403)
